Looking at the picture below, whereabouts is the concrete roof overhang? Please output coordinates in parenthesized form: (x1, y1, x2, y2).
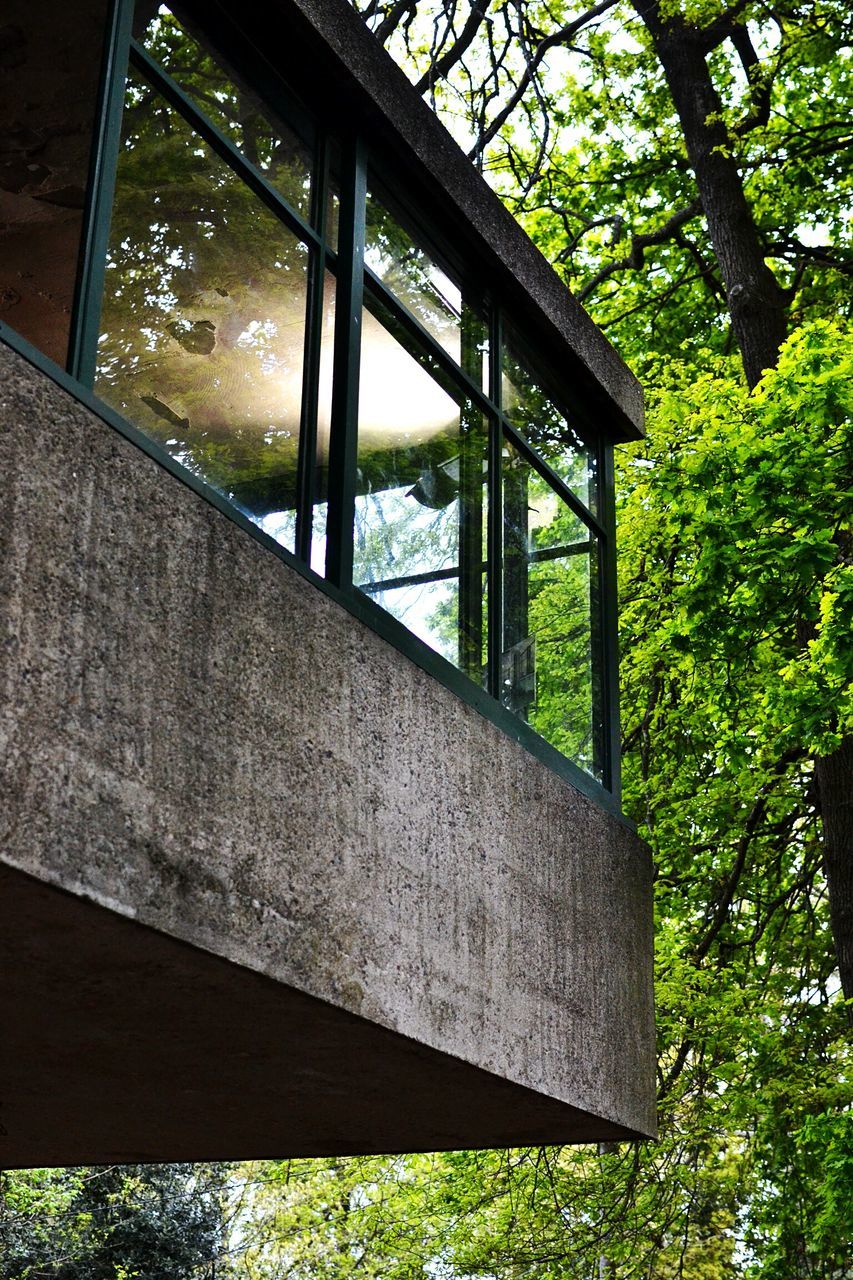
(193, 0, 645, 442)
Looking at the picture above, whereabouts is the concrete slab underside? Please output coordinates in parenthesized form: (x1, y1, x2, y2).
(2, 865, 639, 1167)
(1, 343, 655, 1164)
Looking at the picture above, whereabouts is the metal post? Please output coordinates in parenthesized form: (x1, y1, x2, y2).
(295, 135, 329, 565)
(68, 0, 135, 386)
(600, 442, 621, 797)
(458, 305, 485, 681)
(324, 135, 367, 589)
(486, 309, 503, 700)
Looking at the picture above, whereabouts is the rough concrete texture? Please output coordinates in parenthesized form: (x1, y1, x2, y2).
(1, 345, 656, 1164)
(3, 864, 645, 1166)
(201, 0, 644, 441)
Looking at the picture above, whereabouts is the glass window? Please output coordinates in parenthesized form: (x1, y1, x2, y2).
(365, 190, 487, 383)
(502, 437, 603, 779)
(502, 334, 598, 515)
(137, 4, 313, 222)
(2, 0, 617, 789)
(0, 0, 110, 366)
(94, 72, 311, 553)
(355, 303, 488, 681)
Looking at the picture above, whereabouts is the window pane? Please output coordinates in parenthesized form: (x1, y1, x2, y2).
(365, 191, 487, 374)
(355, 307, 488, 680)
(95, 73, 310, 553)
(137, 4, 313, 222)
(0, 0, 109, 366)
(502, 335, 598, 514)
(503, 437, 602, 779)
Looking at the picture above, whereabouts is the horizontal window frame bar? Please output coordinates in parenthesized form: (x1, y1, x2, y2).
(363, 266, 493, 417)
(358, 563, 467, 593)
(358, 535, 589, 597)
(501, 421, 607, 540)
(129, 39, 329, 259)
(528, 540, 592, 564)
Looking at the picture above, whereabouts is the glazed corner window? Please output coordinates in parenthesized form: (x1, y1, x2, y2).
(1, 0, 619, 794)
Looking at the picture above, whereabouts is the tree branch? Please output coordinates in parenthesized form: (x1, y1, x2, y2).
(467, 0, 619, 160)
(730, 24, 773, 135)
(372, 0, 418, 47)
(576, 198, 702, 302)
(694, 748, 804, 962)
(696, 0, 753, 53)
(413, 0, 490, 94)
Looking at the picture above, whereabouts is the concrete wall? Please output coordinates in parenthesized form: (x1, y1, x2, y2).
(0, 342, 655, 1165)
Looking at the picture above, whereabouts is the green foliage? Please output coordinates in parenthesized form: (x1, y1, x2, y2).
(0, 1165, 226, 1280)
(9, 3, 852, 1279)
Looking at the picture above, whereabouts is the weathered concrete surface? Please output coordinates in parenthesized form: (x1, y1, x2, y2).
(0, 344, 655, 1165)
(2, 863, 645, 1165)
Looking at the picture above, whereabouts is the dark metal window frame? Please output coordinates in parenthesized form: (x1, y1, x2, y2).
(0, 0, 626, 815)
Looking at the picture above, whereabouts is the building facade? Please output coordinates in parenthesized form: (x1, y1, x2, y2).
(0, 0, 655, 1166)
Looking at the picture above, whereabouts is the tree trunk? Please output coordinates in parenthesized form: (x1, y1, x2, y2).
(633, 1, 788, 388)
(633, 1, 851, 1014)
(815, 739, 853, 1016)
(597, 1142, 618, 1278)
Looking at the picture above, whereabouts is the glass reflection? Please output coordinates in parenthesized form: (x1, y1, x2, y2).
(95, 73, 310, 553)
(502, 438, 602, 778)
(365, 191, 487, 378)
(137, 4, 313, 221)
(502, 334, 597, 514)
(355, 307, 488, 679)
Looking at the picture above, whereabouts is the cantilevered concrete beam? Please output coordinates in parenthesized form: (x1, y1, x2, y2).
(1, 344, 654, 1165)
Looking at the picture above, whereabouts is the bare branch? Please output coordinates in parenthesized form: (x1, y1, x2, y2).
(767, 235, 853, 278)
(372, 0, 418, 47)
(467, 0, 620, 160)
(576, 198, 702, 302)
(413, 0, 491, 94)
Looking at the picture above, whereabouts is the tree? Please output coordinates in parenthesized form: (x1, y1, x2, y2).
(7, 4, 850, 1277)
(0, 1164, 227, 1280)
(353, 0, 853, 1004)
(195, 5, 851, 1276)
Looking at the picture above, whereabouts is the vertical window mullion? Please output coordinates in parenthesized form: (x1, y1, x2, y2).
(486, 307, 503, 701)
(68, 0, 135, 386)
(324, 134, 367, 589)
(295, 134, 329, 564)
(458, 303, 484, 683)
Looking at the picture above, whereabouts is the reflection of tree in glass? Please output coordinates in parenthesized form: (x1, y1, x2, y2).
(95, 76, 311, 531)
(528, 552, 596, 776)
(365, 195, 464, 359)
(354, 486, 459, 586)
(354, 425, 489, 673)
(507, 465, 598, 776)
(138, 5, 312, 217)
(502, 345, 596, 512)
(354, 485, 461, 664)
